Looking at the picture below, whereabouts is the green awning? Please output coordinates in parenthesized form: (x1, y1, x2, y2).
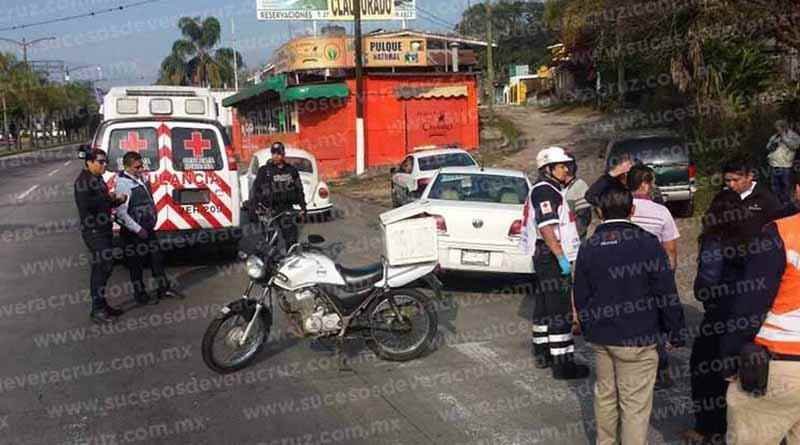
(222, 74, 288, 107)
(284, 83, 350, 102)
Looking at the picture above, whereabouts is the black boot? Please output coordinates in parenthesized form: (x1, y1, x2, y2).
(552, 353, 590, 380)
(532, 343, 553, 369)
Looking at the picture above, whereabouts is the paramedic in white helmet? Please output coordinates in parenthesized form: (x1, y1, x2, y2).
(521, 146, 590, 380)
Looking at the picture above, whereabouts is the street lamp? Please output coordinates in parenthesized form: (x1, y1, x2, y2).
(64, 64, 100, 82)
(0, 36, 56, 65)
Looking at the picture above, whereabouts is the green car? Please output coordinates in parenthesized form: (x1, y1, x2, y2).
(604, 131, 697, 216)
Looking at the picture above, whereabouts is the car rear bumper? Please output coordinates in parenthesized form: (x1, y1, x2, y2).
(438, 241, 534, 274)
(155, 227, 242, 248)
(659, 186, 694, 203)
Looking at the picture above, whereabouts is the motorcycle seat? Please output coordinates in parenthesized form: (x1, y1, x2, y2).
(336, 263, 385, 289)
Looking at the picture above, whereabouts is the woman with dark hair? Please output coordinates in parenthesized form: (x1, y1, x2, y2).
(684, 190, 755, 443)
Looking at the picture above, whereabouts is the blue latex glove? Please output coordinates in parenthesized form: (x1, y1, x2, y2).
(557, 256, 572, 276)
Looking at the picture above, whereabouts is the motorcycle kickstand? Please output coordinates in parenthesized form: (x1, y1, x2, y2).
(335, 337, 353, 372)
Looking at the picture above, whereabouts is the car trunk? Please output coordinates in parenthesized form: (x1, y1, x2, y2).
(299, 172, 316, 207)
(429, 200, 522, 247)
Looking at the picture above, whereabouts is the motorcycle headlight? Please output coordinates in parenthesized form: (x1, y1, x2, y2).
(245, 256, 266, 280)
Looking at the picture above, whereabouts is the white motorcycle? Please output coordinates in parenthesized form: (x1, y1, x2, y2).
(201, 209, 442, 374)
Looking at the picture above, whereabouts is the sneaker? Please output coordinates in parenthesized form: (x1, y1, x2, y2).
(90, 310, 117, 324)
(158, 288, 178, 299)
(105, 306, 125, 317)
(552, 357, 591, 380)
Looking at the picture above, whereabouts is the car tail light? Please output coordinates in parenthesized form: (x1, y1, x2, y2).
(508, 219, 523, 237)
(225, 145, 238, 171)
(688, 163, 696, 183)
(417, 178, 431, 192)
(318, 187, 329, 199)
(429, 214, 447, 233)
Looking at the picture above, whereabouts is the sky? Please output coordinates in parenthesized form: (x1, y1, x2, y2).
(0, 0, 474, 87)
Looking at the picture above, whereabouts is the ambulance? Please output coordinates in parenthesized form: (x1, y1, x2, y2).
(86, 86, 241, 247)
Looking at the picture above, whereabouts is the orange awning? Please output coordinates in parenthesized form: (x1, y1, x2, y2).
(396, 85, 468, 99)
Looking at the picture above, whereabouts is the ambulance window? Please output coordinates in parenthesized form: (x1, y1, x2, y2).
(107, 128, 159, 172)
(171, 127, 223, 171)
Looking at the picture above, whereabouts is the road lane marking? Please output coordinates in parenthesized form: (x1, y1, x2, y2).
(48, 168, 60, 177)
(17, 184, 39, 200)
(63, 160, 71, 166)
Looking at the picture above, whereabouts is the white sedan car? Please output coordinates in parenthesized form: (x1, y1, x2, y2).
(239, 147, 333, 218)
(390, 148, 479, 207)
(387, 167, 534, 274)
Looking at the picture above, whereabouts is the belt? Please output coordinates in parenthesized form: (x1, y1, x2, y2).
(772, 353, 800, 362)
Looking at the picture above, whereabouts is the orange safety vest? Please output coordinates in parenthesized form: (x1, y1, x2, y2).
(755, 214, 800, 355)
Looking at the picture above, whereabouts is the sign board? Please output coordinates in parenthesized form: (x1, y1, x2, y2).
(257, 0, 416, 21)
(366, 38, 425, 66)
(269, 36, 427, 72)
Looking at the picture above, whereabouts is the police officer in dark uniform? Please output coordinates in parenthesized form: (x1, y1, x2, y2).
(74, 149, 126, 323)
(521, 146, 589, 380)
(250, 142, 307, 249)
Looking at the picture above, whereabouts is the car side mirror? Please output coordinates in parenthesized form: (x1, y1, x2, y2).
(308, 234, 325, 245)
(77, 144, 91, 159)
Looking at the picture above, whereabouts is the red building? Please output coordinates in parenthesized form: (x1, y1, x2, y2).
(223, 30, 487, 178)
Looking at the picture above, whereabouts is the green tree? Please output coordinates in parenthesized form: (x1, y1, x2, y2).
(157, 16, 244, 88)
(456, 1, 553, 77)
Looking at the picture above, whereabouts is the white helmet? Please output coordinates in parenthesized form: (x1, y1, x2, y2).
(536, 146, 573, 169)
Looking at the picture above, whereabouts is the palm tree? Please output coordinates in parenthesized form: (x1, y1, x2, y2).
(157, 16, 243, 88)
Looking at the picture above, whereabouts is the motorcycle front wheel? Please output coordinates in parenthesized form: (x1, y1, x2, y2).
(366, 289, 437, 362)
(202, 307, 270, 374)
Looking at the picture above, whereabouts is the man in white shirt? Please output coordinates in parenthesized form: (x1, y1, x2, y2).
(766, 119, 800, 204)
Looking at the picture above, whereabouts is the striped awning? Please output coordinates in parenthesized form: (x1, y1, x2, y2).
(395, 85, 468, 100)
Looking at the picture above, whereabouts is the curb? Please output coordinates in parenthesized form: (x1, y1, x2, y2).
(0, 142, 86, 160)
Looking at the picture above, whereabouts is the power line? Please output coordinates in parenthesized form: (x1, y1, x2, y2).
(416, 9, 457, 30)
(0, 0, 163, 32)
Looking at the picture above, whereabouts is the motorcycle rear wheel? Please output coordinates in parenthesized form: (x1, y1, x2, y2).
(366, 289, 437, 362)
(202, 309, 270, 374)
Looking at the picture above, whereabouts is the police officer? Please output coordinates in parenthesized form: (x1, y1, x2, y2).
(251, 142, 307, 249)
(74, 149, 126, 323)
(521, 146, 589, 380)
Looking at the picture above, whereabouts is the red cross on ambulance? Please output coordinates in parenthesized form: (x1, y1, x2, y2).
(184, 131, 212, 158)
(120, 131, 148, 152)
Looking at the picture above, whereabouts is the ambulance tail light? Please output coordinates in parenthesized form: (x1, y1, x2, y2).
(508, 219, 523, 237)
(225, 146, 238, 171)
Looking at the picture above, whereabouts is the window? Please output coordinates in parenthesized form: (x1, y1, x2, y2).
(170, 128, 223, 171)
(107, 128, 159, 172)
(285, 157, 313, 174)
(607, 137, 688, 167)
(418, 152, 477, 171)
(429, 174, 529, 204)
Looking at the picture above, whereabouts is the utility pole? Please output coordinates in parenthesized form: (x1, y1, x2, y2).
(486, 1, 495, 117)
(0, 36, 56, 67)
(231, 17, 239, 91)
(2, 94, 8, 150)
(354, 0, 366, 175)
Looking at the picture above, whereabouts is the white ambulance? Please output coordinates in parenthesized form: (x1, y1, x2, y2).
(88, 86, 241, 247)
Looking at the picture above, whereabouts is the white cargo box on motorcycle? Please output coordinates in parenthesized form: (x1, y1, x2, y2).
(379, 201, 439, 267)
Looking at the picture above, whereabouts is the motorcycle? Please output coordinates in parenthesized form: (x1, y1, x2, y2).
(201, 209, 442, 374)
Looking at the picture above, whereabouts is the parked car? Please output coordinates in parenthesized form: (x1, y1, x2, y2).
(383, 167, 533, 274)
(604, 131, 696, 216)
(390, 147, 479, 207)
(239, 147, 332, 219)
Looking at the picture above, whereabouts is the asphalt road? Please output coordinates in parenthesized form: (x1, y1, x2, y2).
(0, 146, 702, 445)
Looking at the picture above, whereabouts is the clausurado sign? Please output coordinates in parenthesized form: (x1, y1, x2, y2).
(328, 0, 393, 20)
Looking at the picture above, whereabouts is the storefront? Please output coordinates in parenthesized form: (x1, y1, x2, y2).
(223, 31, 483, 178)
